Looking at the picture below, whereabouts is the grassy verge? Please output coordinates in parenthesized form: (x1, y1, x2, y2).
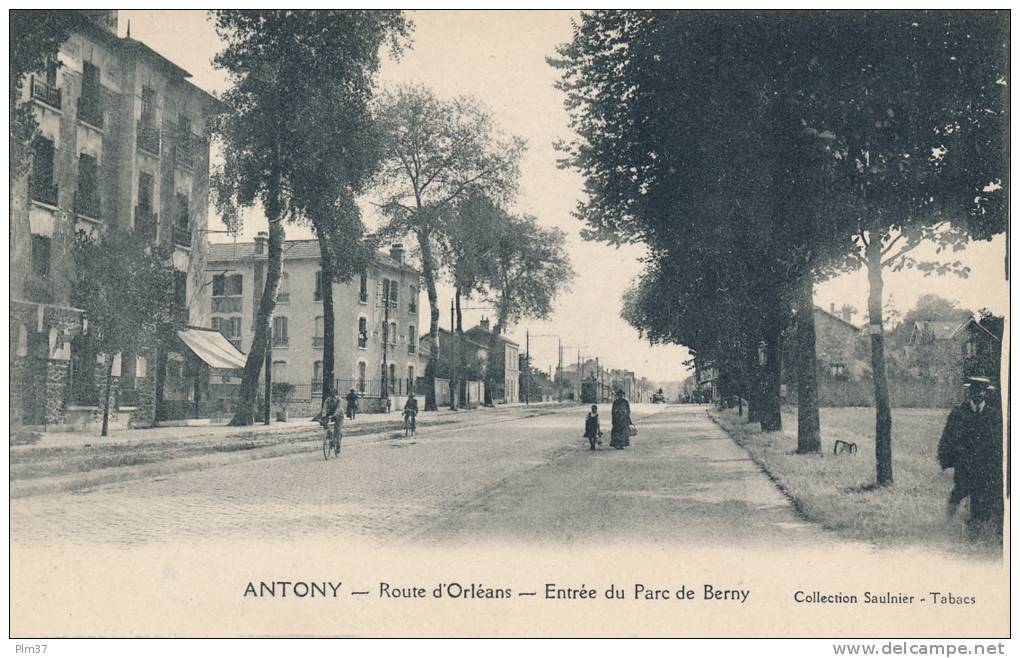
(709, 406, 998, 557)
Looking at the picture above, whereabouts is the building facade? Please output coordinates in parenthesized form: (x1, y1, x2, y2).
(464, 319, 519, 404)
(10, 11, 221, 428)
(206, 239, 426, 413)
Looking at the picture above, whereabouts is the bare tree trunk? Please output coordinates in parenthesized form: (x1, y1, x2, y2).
(230, 200, 285, 426)
(318, 239, 336, 401)
(417, 227, 440, 411)
(867, 237, 894, 486)
(795, 271, 821, 453)
(450, 286, 463, 410)
(100, 354, 114, 437)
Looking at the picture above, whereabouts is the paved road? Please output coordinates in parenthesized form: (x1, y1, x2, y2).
(10, 404, 842, 548)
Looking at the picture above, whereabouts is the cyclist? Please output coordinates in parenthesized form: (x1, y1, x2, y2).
(345, 388, 359, 420)
(403, 393, 419, 436)
(319, 389, 343, 456)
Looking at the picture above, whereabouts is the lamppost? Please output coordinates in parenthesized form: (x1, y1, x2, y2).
(560, 345, 587, 403)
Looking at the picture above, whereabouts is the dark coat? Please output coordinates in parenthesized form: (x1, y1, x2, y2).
(584, 413, 601, 439)
(938, 401, 1003, 522)
(610, 398, 632, 447)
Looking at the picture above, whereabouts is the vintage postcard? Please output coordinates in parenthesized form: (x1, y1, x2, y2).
(8, 9, 1010, 641)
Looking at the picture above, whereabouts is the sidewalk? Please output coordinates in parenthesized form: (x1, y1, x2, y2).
(10, 402, 571, 498)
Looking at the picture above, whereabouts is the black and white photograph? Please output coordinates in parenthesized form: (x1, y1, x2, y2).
(7, 8, 1010, 643)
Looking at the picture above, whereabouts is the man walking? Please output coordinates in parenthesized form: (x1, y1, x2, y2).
(938, 377, 1003, 539)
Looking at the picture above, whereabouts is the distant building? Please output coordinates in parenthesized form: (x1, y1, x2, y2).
(10, 11, 225, 428)
(206, 239, 425, 412)
(903, 317, 1002, 383)
(464, 318, 519, 403)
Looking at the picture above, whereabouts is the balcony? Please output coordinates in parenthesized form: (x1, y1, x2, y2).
(77, 95, 103, 129)
(212, 296, 242, 313)
(175, 138, 194, 170)
(28, 178, 58, 207)
(74, 191, 101, 220)
(30, 76, 61, 109)
(313, 336, 325, 349)
(135, 206, 158, 243)
(172, 223, 191, 248)
(137, 120, 161, 155)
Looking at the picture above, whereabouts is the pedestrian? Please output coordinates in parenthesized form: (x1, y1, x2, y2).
(609, 389, 633, 450)
(319, 389, 343, 455)
(345, 388, 359, 420)
(937, 377, 1003, 540)
(583, 404, 603, 451)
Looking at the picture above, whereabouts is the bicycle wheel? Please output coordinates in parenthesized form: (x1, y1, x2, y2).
(322, 430, 331, 460)
(335, 433, 342, 457)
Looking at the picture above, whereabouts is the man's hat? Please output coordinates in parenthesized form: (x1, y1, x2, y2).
(964, 376, 995, 391)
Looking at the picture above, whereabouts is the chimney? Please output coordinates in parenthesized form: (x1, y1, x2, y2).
(479, 316, 490, 332)
(390, 243, 405, 263)
(842, 305, 854, 323)
(254, 231, 268, 256)
(830, 303, 836, 315)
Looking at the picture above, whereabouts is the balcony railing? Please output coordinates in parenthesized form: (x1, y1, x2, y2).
(172, 223, 191, 248)
(77, 95, 103, 129)
(357, 332, 368, 349)
(272, 334, 289, 348)
(137, 120, 161, 155)
(74, 191, 101, 220)
(135, 206, 157, 243)
(28, 178, 58, 206)
(212, 296, 242, 313)
(313, 336, 325, 348)
(30, 76, 62, 109)
(175, 138, 194, 170)
(277, 292, 290, 303)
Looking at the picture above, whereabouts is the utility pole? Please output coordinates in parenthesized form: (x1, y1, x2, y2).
(381, 280, 390, 408)
(557, 338, 562, 403)
(525, 329, 530, 405)
(449, 298, 458, 410)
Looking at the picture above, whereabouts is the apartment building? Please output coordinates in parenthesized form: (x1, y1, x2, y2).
(206, 238, 426, 413)
(10, 11, 225, 428)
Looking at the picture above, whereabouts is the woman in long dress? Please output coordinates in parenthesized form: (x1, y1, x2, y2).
(609, 390, 632, 449)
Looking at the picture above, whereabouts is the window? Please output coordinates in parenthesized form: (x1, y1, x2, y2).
(389, 364, 396, 394)
(79, 61, 102, 127)
(389, 281, 398, 307)
(31, 236, 51, 279)
(390, 322, 397, 345)
(44, 59, 58, 87)
(314, 271, 322, 301)
(359, 271, 368, 303)
(173, 270, 187, 310)
(176, 193, 189, 230)
(408, 365, 415, 391)
(277, 271, 290, 302)
(272, 316, 288, 347)
(272, 360, 288, 384)
(29, 136, 56, 204)
(141, 87, 156, 123)
(829, 363, 847, 379)
(358, 317, 368, 349)
(382, 278, 390, 306)
(213, 317, 241, 339)
(314, 316, 324, 337)
(179, 114, 191, 135)
(213, 273, 243, 297)
(76, 153, 100, 219)
(313, 361, 323, 382)
(409, 285, 417, 313)
(408, 326, 416, 354)
(357, 362, 367, 393)
(137, 172, 153, 212)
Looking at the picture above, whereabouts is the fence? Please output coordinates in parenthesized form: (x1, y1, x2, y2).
(783, 377, 963, 409)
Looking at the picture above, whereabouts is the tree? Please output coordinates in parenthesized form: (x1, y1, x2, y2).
(72, 229, 177, 436)
(902, 294, 973, 324)
(10, 10, 76, 180)
(211, 10, 411, 425)
(372, 84, 526, 411)
(796, 11, 1008, 485)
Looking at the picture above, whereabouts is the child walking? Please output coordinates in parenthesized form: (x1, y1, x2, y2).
(583, 404, 603, 451)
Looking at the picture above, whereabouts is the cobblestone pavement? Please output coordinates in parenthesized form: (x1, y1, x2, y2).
(10, 405, 855, 549)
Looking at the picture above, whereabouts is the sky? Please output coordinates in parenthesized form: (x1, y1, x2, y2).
(120, 10, 1009, 382)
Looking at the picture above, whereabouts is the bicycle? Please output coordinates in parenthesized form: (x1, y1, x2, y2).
(322, 417, 341, 459)
(403, 411, 416, 438)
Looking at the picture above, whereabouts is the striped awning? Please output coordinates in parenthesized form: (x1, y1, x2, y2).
(176, 327, 247, 371)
